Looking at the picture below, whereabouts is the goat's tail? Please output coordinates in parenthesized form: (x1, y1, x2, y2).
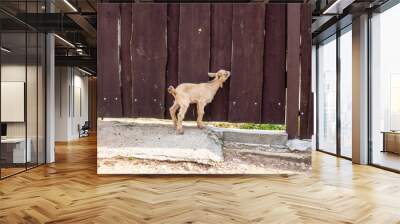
(168, 85, 176, 97)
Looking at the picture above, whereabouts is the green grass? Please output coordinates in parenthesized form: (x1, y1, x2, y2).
(239, 123, 285, 131)
(212, 122, 285, 131)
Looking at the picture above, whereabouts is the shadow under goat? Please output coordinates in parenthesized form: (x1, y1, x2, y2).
(168, 69, 231, 134)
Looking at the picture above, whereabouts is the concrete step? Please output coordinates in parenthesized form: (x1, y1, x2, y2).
(209, 127, 288, 146)
(98, 119, 224, 165)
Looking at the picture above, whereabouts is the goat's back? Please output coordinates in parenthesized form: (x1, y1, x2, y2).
(175, 83, 215, 103)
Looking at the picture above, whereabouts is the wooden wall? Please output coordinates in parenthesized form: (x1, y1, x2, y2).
(88, 77, 97, 132)
(97, 3, 313, 139)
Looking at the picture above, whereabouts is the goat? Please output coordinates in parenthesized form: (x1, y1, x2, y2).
(168, 69, 231, 134)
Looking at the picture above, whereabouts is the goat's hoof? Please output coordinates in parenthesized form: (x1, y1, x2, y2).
(197, 124, 205, 129)
(176, 129, 184, 135)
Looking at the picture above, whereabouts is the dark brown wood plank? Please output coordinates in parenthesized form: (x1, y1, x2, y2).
(262, 4, 286, 124)
(208, 4, 233, 121)
(131, 4, 167, 118)
(178, 4, 210, 120)
(229, 4, 265, 123)
(299, 3, 313, 139)
(97, 3, 122, 117)
(120, 4, 133, 117)
(307, 93, 314, 138)
(88, 77, 97, 132)
(286, 4, 302, 139)
(165, 4, 180, 119)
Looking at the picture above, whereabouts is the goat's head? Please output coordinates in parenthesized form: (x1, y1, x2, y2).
(208, 70, 231, 86)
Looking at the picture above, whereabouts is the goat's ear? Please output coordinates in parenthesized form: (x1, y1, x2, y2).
(208, 72, 216, 78)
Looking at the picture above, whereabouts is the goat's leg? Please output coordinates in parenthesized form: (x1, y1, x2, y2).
(169, 101, 179, 127)
(196, 103, 206, 129)
(176, 104, 188, 134)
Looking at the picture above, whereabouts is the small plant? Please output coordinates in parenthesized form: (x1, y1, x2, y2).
(239, 123, 285, 131)
(212, 122, 235, 129)
(212, 122, 285, 131)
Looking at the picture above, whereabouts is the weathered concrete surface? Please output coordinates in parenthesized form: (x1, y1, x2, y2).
(223, 141, 311, 170)
(98, 118, 224, 165)
(97, 118, 311, 174)
(211, 127, 288, 145)
(286, 139, 312, 152)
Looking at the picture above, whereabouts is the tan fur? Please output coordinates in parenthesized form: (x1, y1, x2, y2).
(168, 69, 231, 134)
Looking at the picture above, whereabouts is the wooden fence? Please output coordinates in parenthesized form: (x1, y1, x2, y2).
(97, 3, 313, 139)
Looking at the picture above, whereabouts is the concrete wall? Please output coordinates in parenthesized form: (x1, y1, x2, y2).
(46, 32, 55, 163)
(352, 14, 369, 164)
(55, 67, 89, 141)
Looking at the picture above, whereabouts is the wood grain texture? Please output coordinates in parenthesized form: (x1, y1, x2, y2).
(165, 4, 180, 119)
(88, 77, 97, 132)
(97, 2, 311, 135)
(286, 4, 302, 139)
(262, 4, 286, 124)
(208, 4, 233, 121)
(299, 3, 313, 139)
(178, 4, 210, 120)
(1, 136, 400, 223)
(97, 4, 122, 117)
(131, 4, 167, 118)
(120, 4, 133, 117)
(229, 4, 265, 123)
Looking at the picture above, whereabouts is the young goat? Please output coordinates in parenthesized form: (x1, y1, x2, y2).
(168, 69, 231, 134)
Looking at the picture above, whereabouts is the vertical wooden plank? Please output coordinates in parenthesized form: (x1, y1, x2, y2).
(131, 4, 167, 118)
(97, 3, 122, 117)
(299, 3, 313, 139)
(286, 4, 301, 139)
(262, 4, 286, 124)
(88, 77, 97, 132)
(229, 4, 265, 123)
(165, 4, 180, 118)
(208, 4, 233, 121)
(178, 4, 210, 120)
(120, 4, 133, 117)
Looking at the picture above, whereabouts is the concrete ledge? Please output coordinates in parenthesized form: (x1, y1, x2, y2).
(97, 118, 310, 174)
(209, 127, 288, 146)
(98, 119, 224, 165)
